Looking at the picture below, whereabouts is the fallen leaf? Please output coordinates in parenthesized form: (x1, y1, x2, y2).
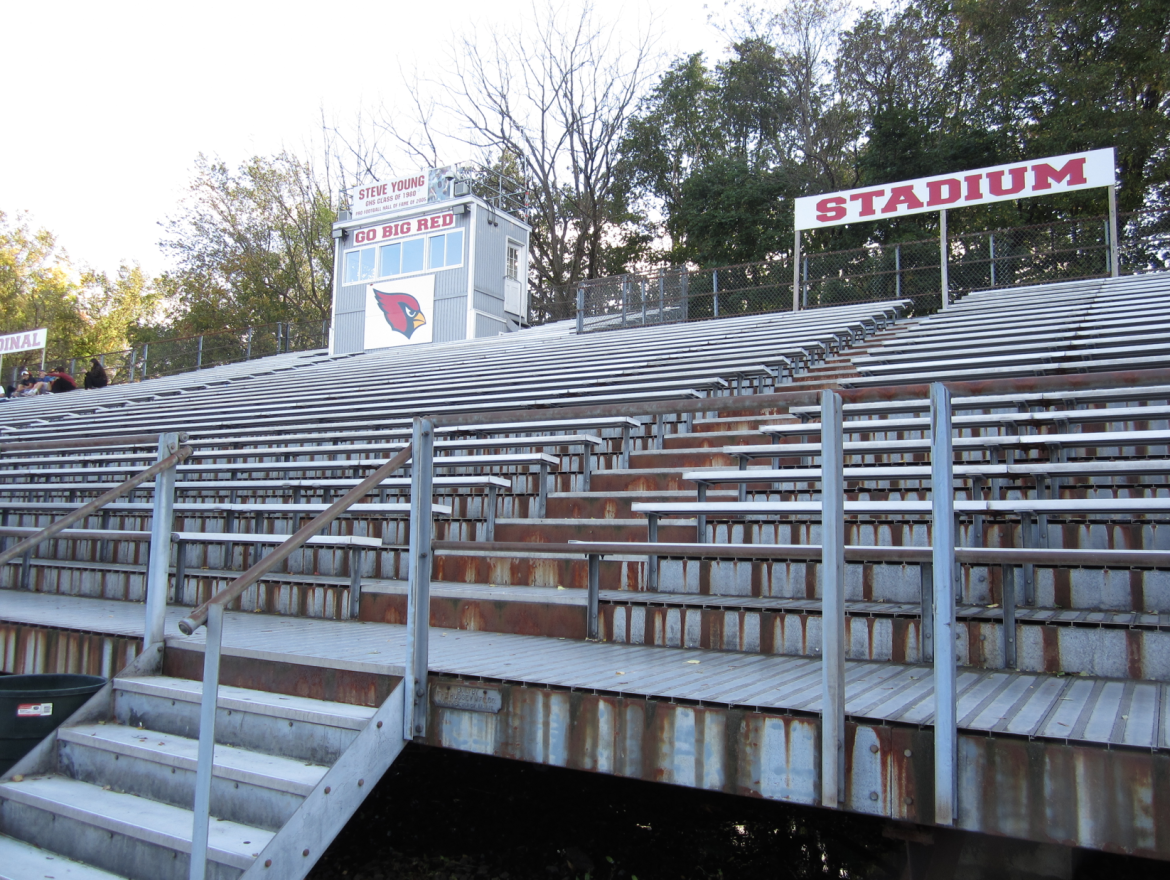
(615, 671, 626, 676)
(686, 660, 701, 664)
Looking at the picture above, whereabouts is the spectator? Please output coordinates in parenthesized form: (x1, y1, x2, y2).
(44, 365, 77, 393)
(15, 369, 39, 396)
(83, 359, 109, 389)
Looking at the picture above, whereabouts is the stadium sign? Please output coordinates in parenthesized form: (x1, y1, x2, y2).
(794, 148, 1115, 231)
(0, 327, 47, 355)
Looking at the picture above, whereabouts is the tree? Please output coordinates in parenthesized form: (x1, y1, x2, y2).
(159, 152, 337, 334)
(383, 2, 658, 320)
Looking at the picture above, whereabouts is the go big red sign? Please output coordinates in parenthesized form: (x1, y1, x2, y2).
(794, 148, 1115, 231)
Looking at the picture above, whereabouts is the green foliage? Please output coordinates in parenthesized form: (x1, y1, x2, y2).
(159, 152, 336, 335)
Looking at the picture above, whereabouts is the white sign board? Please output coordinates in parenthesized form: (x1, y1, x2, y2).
(363, 274, 436, 350)
(0, 327, 47, 355)
(794, 148, 1116, 231)
(351, 212, 456, 247)
(349, 173, 429, 219)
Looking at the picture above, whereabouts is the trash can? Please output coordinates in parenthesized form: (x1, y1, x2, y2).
(0, 674, 106, 775)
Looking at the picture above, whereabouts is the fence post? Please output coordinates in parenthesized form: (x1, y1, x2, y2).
(144, 432, 180, 649)
(69, 357, 76, 378)
(939, 210, 950, 309)
(895, 245, 902, 299)
(931, 382, 957, 825)
(1107, 185, 1120, 277)
(621, 279, 627, 326)
(792, 229, 802, 312)
(641, 278, 647, 325)
(404, 417, 434, 739)
(188, 602, 223, 880)
(820, 389, 845, 809)
(989, 234, 997, 288)
(658, 276, 665, 322)
(245, 327, 253, 360)
(681, 270, 690, 321)
(712, 269, 719, 318)
(196, 335, 204, 370)
(802, 256, 809, 309)
(141, 344, 149, 382)
(576, 288, 585, 333)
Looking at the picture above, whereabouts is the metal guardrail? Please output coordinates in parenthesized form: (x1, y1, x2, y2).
(175, 442, 415, 880)
(569, 210, 1170, 331)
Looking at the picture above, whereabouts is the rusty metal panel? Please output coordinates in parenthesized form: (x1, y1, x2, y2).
(0, 622, 138, 677)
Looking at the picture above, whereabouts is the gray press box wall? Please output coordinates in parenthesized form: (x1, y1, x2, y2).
(330, 195, 531, 355)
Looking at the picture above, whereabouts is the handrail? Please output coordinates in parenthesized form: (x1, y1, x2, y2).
(0, 433, 181, 454)
(178, 443, 414, 635)
(420, 366, 1170, 429)
(431, 540, 1170, 568)
(0, 444, 193, 569)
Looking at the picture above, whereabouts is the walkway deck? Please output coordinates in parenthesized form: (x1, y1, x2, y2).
(3, 590, 1165, 751)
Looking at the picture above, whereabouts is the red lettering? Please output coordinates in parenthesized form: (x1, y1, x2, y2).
(382, 225, 394, 239)
(1032, 158, 1087, 191)
(881, 185, 925, 214)
(354, 229, 368, 244)
(401, 220, 411, 234)
(926, 179, 961, 207)
(442, 213, 454, 227)
(987, 167, 1027, 197)
(849, 189, 885, 217)
(417, 218, 430, 231)
(964, 174, 983, 201)
(816, 197, 847, 222)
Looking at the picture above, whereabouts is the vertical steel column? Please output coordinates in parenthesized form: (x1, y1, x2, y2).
(245, 327, 253, 360)
(802, 256, 808, 309)
(792, 229, 802, 311)
(658, 276, 664, 322)
(576, 287, 585, 334)
(621, 279, 627, 326)
(144, 432, 180, 649)
(587, 554, 600, 639)
(188, 602, 223, 880)
(989, 234, 997, 288)
(712, 270, 719, 318)
(939, 210, 950, 309)
(820, 389, 845, 808)
(931, 382, 957, 825)
(196, 334, 203, 369)
(404, 417, 434, 739)
(141, 344, 149, 382)
(641, 278, 647, 325)
(895, 245, 901, 298)
(1107, 185, 1120, 277)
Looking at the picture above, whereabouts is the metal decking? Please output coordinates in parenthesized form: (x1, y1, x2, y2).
(3, 590, 1165, 752)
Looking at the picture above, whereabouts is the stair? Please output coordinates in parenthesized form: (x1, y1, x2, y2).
(0, 671, 405, 880)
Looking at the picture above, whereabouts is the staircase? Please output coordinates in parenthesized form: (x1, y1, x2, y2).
(0, 650, 406, 880)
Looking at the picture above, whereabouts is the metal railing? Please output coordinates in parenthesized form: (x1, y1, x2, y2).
(58, 319, 330, 389)
(175, 443, 415, 880)
(571, 210, 1170, 332)
(0, 433, 189, 646)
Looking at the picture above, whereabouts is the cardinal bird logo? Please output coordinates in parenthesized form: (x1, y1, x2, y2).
(374, 289, 427, 339)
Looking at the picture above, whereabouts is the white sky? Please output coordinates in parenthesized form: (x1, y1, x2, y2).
(0, 0, 733, 278)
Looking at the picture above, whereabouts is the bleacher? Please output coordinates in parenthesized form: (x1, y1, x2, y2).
(6, 272, 1170, 873)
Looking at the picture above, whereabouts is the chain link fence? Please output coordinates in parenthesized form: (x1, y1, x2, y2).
(572, 210, 1169, 332)
(70, 320, 330, 387)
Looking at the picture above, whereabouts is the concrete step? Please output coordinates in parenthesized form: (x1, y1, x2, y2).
(58, 722, 325, 830)
(0, 832, 130, 879)
(114, 676, 373, 766)
(0, 773, 271, 880)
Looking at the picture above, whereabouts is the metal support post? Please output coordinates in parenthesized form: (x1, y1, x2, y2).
(245, 327, 253, 360)
(348, 547, 363, 619)
(712, 270, 719, 318)
(404, 417, 434, 739)
(802, 257, 808, 309)
(587, 554, 600, 639)
(141, 344, 149, 382)
(658, 276, 664, 321)
(989, 235, 997, 288)
(820, 389, 845, 808)
(1107, 185, 1119, 277)
(576, 288, 585, 334)
(939, 210, 950, 309)
(895, 244, 901, 298)
(1002, 564, 1017, 668)
(647, 515, 659, 589)
(144, 432, 180, 649)
(621, 279, 627, 326)
(189, 602, 223, 880)
(792, 229, 802, 311)
(196, 334, 203, 370)
(931, 382, 957, 825)
(641, 278, 647, 325)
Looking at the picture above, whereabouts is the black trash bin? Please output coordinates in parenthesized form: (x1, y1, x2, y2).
(0, 674, 106, 774)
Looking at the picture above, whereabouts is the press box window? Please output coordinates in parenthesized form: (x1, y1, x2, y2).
(344, 247, 377, 284)
(506, 243, 520, 280)
(378, 229, 463, 277)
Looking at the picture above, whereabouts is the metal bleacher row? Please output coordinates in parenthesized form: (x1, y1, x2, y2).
(0, 300, 903, 620)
